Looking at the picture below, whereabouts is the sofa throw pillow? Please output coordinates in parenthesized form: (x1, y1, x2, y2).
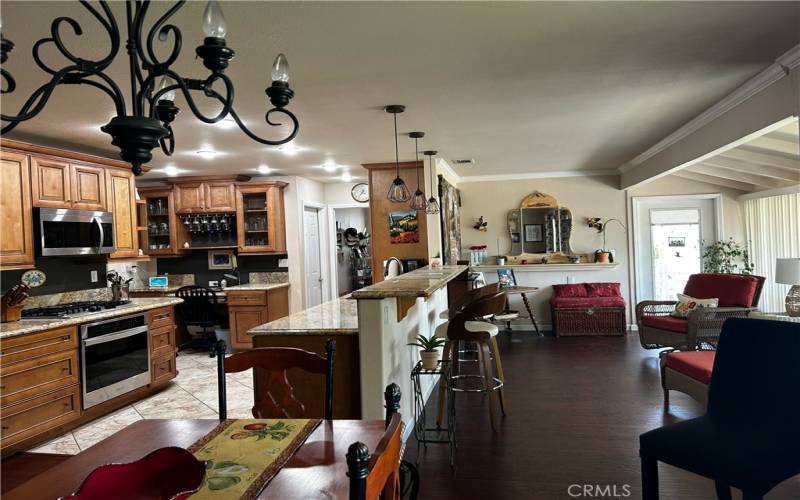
(671, 293, 719, 318)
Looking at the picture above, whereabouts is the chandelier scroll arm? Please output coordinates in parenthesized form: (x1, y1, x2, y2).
(144, 0, 185, 71)
(145, 71, 234, 124)
(208, 89, 299, 146)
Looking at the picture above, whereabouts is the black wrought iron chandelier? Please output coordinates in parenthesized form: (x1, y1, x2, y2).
(423, 150, 440, 214)
(0, 0, 298, 175)
(408, 131, 427, 211)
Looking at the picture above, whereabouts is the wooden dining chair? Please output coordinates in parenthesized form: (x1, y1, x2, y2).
(347, 383, 406, 500)
(213, 339, 336, 420)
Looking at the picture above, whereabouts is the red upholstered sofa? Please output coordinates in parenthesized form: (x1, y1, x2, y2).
(661, 351, 715, 407)
(550, 282, 626, 336)
(636, 273, 765, 351)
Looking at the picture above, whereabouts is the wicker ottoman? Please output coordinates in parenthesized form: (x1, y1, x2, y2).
(550, 283, 626, 337)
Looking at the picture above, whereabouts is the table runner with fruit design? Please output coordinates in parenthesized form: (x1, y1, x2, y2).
(187, 419, 321, 499)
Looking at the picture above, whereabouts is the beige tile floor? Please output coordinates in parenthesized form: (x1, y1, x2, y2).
(29, 351, 255, 455)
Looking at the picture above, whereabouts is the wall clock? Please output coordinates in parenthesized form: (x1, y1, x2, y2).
(351, 182, 369, 203)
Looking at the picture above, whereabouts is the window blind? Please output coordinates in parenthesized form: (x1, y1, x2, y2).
(743, 192, 800, 313)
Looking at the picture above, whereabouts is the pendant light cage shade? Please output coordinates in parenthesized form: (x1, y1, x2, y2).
(388, 177, 412, 203)
(423, 149, 440, 214)
(409, 131, 426, 211)
(410, 190, 428, 211)
(385, 105, 410, 202)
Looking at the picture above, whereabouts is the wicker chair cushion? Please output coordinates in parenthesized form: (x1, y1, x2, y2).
(665, 351, 715, 384)
(550, 296, 625, 308)
(586, 282, 622, 297)
(552, 283, 589, 298)
(641, 315, 688, 333)
(683, 274, 760, 308)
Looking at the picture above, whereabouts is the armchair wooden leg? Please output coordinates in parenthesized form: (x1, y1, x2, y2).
(714, 481, 732, 500)
(640, 454, 659, 500)
(489, 336, 506, 416)
(478, 342, 497, 431)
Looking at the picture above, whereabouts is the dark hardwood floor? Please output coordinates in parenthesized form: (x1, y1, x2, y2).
(406, 332, 800, 500)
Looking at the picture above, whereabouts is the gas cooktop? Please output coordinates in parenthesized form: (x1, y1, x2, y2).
(22, 300, 133, 319)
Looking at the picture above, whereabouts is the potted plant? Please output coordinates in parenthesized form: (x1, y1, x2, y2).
(702, 238, 754, 274)
(408, 334, 446, 370)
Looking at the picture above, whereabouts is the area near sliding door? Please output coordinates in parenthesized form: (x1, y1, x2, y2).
(631, 194, 722, 304)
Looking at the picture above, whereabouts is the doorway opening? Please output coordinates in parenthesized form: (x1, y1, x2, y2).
(327, 205, 371, 298)
(632, 194, 722, 303)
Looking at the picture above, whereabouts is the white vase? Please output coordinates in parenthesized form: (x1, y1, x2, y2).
(420, 350, 439, 370)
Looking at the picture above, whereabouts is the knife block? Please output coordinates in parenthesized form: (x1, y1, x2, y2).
(1, 304, 23, 323)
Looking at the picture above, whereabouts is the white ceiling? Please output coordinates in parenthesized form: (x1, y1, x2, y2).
(676, 120, 800, 193)
(2, 1, 799, 182)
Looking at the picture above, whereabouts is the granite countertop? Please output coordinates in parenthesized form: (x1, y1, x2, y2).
(249, 295, 358, 336)
(224, 283, 290, 291)
(0, 298, 184, 339)
(350, 265, 469, 299)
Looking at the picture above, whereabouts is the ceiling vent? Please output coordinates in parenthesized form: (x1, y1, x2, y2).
(453, 158, 475, 165)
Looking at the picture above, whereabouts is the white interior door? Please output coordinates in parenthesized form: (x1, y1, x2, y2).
(304, 207, 323, 307)
(634, 196, 719, 303)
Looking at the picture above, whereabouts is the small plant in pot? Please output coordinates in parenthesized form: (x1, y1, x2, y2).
(408, 334, 446, 370)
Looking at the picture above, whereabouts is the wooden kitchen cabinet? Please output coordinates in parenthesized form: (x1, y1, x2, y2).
(138, 188, 186, 255)
(30, 156, 71, 208)
(70, 164, 106, 210)
(174, 182, 205, 213)
(228, 287, 289, 350)
(236, 182, 287, 254)
(0, 150, 34, 269)
(148, 306, 178, 387)
(205, 182, 236, 212)
(106, 167, 139, 259)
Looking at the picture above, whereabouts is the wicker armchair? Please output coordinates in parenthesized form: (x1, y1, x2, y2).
(636, 273, 765, 351)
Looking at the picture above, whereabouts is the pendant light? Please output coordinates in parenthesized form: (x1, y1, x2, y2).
(409, 131, 428, 211)
(385, 105, 411, 203)
(423, 150, 440, 214)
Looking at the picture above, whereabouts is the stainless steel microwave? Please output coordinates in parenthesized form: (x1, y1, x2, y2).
(37, 208, 115, 256)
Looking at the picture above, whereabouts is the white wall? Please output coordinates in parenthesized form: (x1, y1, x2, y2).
(324, 182, 369, 206)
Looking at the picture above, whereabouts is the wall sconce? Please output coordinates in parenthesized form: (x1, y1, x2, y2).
(473, 216, 488, 232)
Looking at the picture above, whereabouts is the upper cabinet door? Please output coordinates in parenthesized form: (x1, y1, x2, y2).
(204, 182, 236, 212)
(174, 183, 204, 213)
(31, 156, 71, 208)
(236, 184, 286, 253)
(106, 168, 138, 259)
(70, 164, 106, 211)
(0, 151, 34, 269)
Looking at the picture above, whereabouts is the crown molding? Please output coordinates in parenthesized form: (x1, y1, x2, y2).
(619, 43, 800, 175)
(455, 169, 619, 183)
(435, 158, 462, 184)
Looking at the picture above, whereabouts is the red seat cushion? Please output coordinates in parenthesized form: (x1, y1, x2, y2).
(550, 296, 626, 308)
(641, 315, 688, 333)
(683, 273, 759, 308)
(665, 351, 716, 384)
(552, 284, 588, 298)
(586, 282, 622, 297)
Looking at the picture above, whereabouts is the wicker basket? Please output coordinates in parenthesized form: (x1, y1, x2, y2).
(552, 306, 625, 337)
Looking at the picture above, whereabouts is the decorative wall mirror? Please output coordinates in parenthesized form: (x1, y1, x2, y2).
(507, 191, 572, 257)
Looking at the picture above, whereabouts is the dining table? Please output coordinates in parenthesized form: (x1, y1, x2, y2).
(5, 419, 387, 500)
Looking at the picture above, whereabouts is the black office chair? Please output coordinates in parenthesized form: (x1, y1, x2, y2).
(639, 318, 800, 500)
(175, 285, 219, 352)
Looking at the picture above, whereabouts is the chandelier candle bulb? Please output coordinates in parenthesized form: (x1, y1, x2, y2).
(271, 53, 290, 83)
(202, 0, 228, 38)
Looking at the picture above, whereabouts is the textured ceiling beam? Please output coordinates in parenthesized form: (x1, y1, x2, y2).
(702, 155, 800, 181)
(720, 147, 800, 171)
(672, 171, 755, 192)
(688, 164, 789, 189)
(748, 134, 800, 157)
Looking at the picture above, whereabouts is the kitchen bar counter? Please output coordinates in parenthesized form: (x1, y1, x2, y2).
(248, 295, 358, 336)
(0, 297, 183, 339)
(350, 265, 469, 299)
(129, 282, 289, 294)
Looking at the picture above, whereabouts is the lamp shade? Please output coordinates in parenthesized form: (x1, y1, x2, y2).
(775, 258, 800, 285)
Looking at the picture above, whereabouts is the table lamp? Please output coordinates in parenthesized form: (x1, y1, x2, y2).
(775, 258, 800, 317)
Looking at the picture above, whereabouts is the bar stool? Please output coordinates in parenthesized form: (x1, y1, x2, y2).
(437, 290, 508, 430)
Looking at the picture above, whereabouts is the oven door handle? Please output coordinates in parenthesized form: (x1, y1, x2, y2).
(93, 217, 104, 249)
(83, 326, 148, 347)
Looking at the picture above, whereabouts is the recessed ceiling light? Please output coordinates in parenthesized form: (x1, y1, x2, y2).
(323, 159, 337, 172)
(277, 144, 303, 156)
(196, 150, 217, 159)
(217, 117, 237, 129)
(257, 164, 271, 174)
(341, 172, 353, 182)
